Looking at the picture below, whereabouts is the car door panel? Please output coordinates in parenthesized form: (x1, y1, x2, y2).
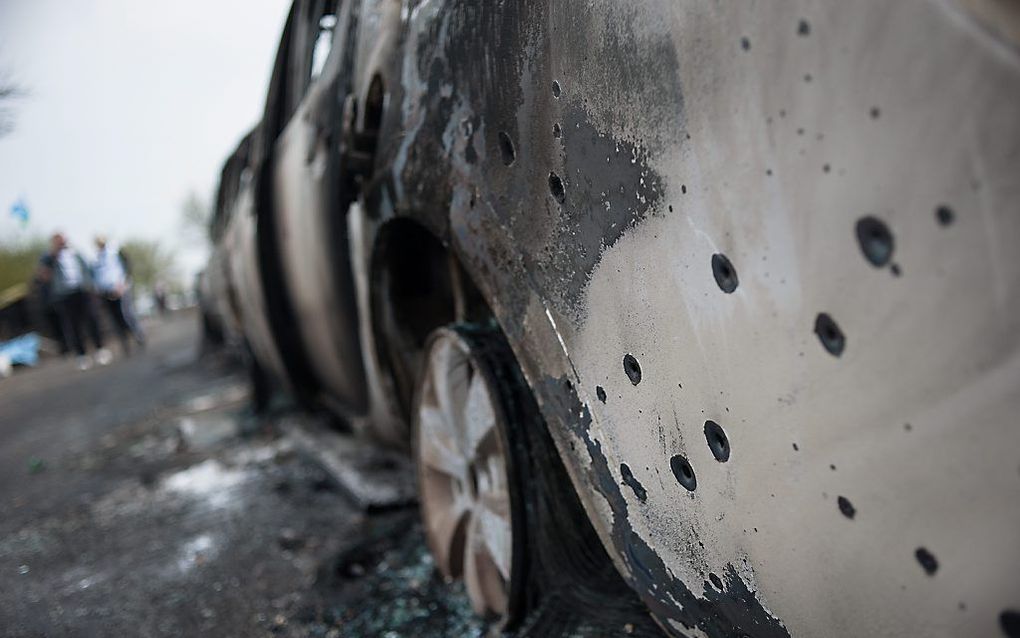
(272, 0, 368, 414)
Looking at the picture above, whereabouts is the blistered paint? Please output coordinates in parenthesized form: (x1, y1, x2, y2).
(564, 2, 1020, 636)
(406, 1, 1020, 636)
(219, 0, 1020, 634)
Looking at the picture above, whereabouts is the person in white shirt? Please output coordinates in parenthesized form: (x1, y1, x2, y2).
(37, 233, 111, 370)
(93, 236, 145, 353)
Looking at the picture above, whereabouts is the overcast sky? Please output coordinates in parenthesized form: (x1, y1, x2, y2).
(0, 0, 291, 277)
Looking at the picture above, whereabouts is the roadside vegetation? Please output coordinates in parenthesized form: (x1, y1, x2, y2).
(0, 237, 179, 294)
(0, 237, 46, 292)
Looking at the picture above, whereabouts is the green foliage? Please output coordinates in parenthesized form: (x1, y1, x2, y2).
(180, 191, 211, 245)
(0, 68, 24, 138)
(0, 237, 179, 295)
(0, 237, 47, 292)
(120, 239, 178, 291)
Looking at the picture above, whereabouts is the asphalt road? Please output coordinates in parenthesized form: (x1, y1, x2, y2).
(0, 310, 484, 638)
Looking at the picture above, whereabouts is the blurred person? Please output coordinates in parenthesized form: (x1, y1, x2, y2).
(93, 236, 145, 353)
(37, 233, 111, 370)
(31, 273, 69, 355)
(154, 281, 168, 315)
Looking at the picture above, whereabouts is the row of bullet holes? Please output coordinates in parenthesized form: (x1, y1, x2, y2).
(550, 81, 564, 204)
(605, 354, 733, 495)
(738, 18, 810, 52)
(500, 81, 566, 174)
(606, 209, 961, 573)
(543, 21, 1008, 631)
(710, 205, 955, 357)
(835, 203, 950, 578)
(705, 206, 962, 584)
(837, 492, 940, 575)
(611, 353, 949, 582)
(551, 60, 974, 601)
(667, 420, 732, 493)
(572, 16, 1011, 631)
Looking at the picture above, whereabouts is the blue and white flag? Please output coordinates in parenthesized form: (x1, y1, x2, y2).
(9, 198, 29, 225)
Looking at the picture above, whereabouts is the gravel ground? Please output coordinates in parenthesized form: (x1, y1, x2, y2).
(0, 310, 485, 638)
(0, 310, 661, 638)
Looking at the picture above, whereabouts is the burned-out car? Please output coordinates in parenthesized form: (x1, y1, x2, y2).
(204, 1, 1020, 636)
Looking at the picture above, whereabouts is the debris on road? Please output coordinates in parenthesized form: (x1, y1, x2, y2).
(0, 311, 485, 638)
(282, 415, 416, 511)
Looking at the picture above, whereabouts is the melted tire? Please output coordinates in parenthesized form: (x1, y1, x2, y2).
(433, 323, 662, 636)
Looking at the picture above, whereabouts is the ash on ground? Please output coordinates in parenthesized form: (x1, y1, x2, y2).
(0, 311, 484, 638)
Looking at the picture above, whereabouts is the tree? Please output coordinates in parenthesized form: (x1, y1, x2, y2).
(179, 191, 211, 245)
(0, 68, 23, 139)
(0, 237, 47, 292)
(121, 239, 178, 291)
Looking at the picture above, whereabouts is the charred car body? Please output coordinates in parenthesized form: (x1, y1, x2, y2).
(204, 1, 1020, 636)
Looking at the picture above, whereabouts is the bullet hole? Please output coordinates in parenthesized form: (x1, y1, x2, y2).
(792, 443, 799, 451)
(891, 263, 902, 277)
(915, 547, 938, 576)
(855, 216, 895, 267)
(870, 106, 881, 119)
(766, 168, 773, 176)
(837, 495, 856, 519)
(797, 19, 811, 36)
(620, 463, 647, 502)
(804, 73, 813, 83)
(552, 123, 561, 138)
(552, 80, 561, 98)
(814, 313, 846, 357)
(681, 184, 687, 194)
(670, 454, 697, 492)
(668, 205, 674, 213)
(497, 132, 516, 166)
(904, 423, 913, 432)
(548, 172, 566, 204)
(712, 253, 739, 294)
(596, 385, 607, 403)
(797, 127, 805, 136)
(830, 464, 837, 471)
(823, 164, 831, 173)
(1001, 610, 1020, 637)
(623, 354, 642, 385)
(709, 572, 724, 590)
(740, 37, 750, 51)
(936, 205, 955, 227)
(704, 420, 731, 462)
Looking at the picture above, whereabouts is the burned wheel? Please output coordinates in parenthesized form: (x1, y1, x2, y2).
(413, 326, 525, 624)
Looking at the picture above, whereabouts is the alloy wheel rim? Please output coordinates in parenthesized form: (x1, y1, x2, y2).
(416, 333, 514, 618)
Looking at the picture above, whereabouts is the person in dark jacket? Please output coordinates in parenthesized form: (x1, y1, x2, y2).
(37, 233, 110, 370)
(32, 274, 69, 354)
(92, 236, 145, 353)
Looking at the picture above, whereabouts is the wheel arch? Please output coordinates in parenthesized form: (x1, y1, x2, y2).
(366, 216, 495, 429)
